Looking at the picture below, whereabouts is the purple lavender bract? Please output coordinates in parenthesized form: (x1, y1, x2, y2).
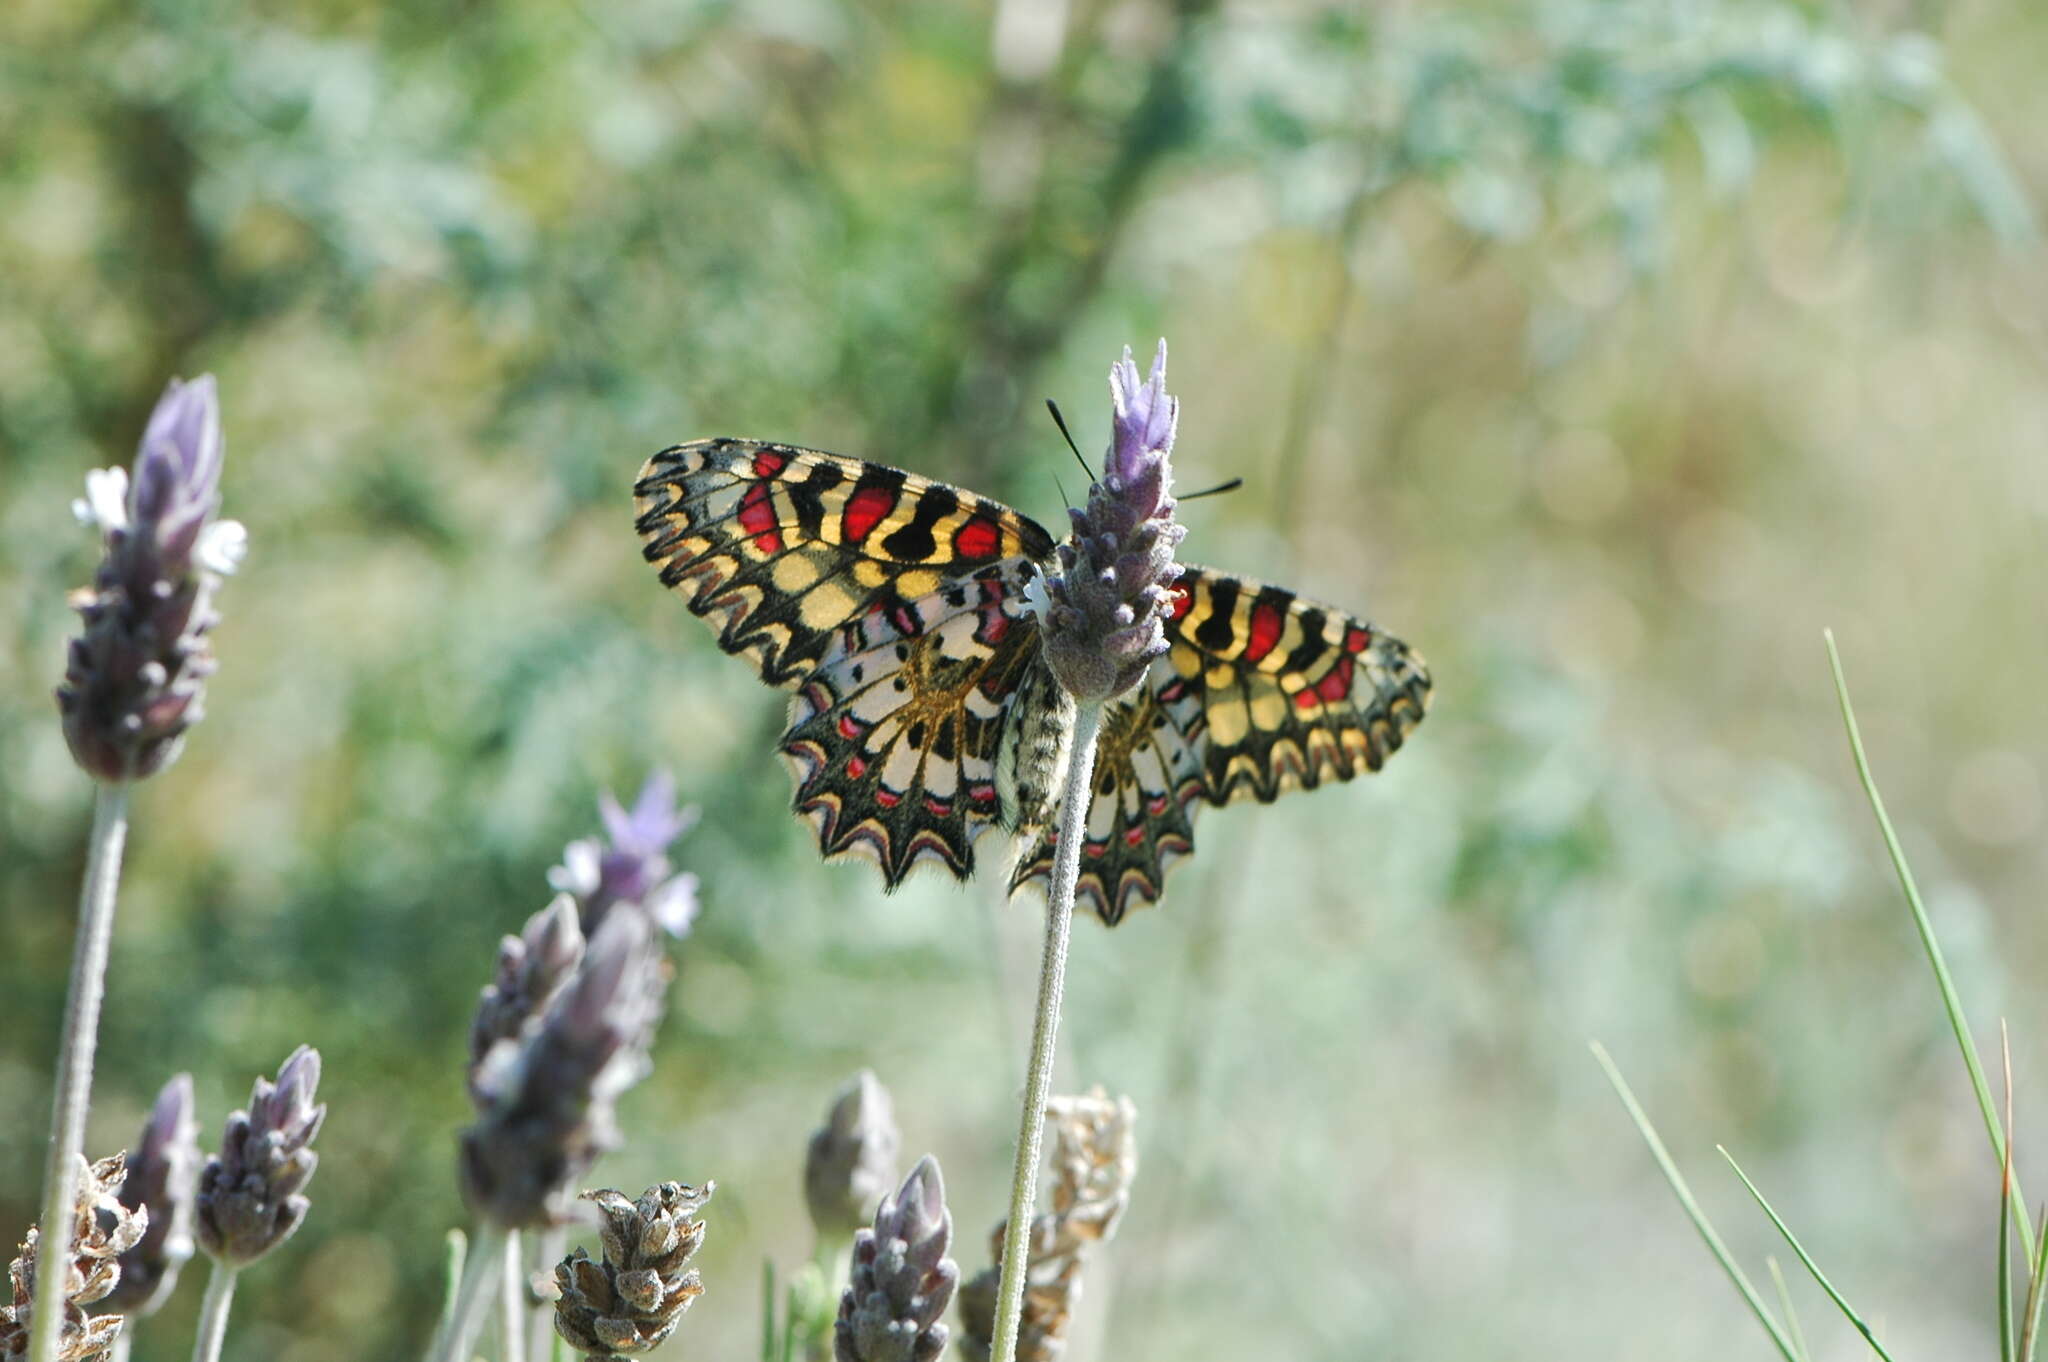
(834, 1156, 957, 1362)
(1035, 341, 1186, 704)
(549, 773, 700, 936)
(106, 1073, 199, 1314)
(58, 375, 246, 782)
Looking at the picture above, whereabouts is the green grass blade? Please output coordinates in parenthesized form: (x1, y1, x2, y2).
(1592, 1042, 1801, 1362)
(761, 1259, 777, 1362)
(1825, 629, 2037, 1262)
(2021, 1204, 2048, 1361)
(1718, 1147, 1896, 1362)
(1767, 1256, 1812, 1362)
(2005, 1162, 2018, 1362)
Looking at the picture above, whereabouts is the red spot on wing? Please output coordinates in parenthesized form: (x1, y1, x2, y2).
(1294, 687, 1321, 711)
(842, 484, 899, 545)
(1315, 655, 1355, 703)
(751, 449, 788, 478)
(837, 714, 864, 740)
(1166, 583, 1192, 621)
(1245, 600, 1285, 662)
(924, 795, 952, 818)
(977, 606, 1011, 646)
(1123, 824, 1146, 847)
(846, 755, 868, 778)
(1344, 626, 1372, 652)
(968, 783, 998, 806)
(737, 482, 784, 555)
(875, 787, 902, 809)
(1145, 794, 1169, 815)
(954, 515, 1002, 561)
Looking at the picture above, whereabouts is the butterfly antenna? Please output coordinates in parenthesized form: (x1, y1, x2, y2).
(1180, 476, 1245, 501)
(1045, 399, 1097, 481)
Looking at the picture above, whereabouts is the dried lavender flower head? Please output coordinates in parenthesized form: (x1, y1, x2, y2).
(834, 1156, 957, 1362)
(58, 375, 247, 782)
(1032, 341, 1186, 704)
(461, 905, 670, 1228)
(957, 1089, 1138, 1362)
(804, 1070, 900, 1244)
(551, 1181, 711, 1357)
(195, 1047, 324, 1268)
(1, 1153, 148, 1362)
(549, 772, 700, 936)
(105, 1074, 199, 1316)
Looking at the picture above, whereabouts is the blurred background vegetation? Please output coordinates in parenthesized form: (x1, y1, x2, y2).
(3, 0, 2046, 1356)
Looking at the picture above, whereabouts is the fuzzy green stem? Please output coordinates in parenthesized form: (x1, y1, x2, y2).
(989, 701, 1103, 1362)
(190, 1262, 238, 1362)
(430, 1222, 508, 1362)
(501, 1227, 527, 1362)
(29, 783, 131, 1362)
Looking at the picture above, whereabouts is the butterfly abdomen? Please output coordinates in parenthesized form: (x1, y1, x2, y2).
(993, 655, 1074, 834)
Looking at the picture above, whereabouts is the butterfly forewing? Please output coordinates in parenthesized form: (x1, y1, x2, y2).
(636, 439, 1060, 884)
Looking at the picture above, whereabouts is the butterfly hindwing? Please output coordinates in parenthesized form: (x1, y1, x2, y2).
(636, 439, 1058, 883)
(1009, 565, 1431, 924)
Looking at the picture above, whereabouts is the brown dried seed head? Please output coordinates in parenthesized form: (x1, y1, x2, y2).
(552, 1182, 711, 1356)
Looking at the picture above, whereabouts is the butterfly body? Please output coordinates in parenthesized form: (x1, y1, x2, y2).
(634, 437, 1429, 924)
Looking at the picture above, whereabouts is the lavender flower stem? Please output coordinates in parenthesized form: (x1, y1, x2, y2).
(500, 1228, 527, 1362)
(430, 1222, 506, 1362)
(28, 782, 131, 1362)
(989, 702, 1103, 1362)
(190, 1262, 237, 1362)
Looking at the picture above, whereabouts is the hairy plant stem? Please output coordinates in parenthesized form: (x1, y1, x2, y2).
(989, 701, 1103, 1362)
(500, 1228, 527, 1362)
(190, 1262, 238, 1362)
(29, 783, 131, 1362)
(430, 1222, 507, 1362)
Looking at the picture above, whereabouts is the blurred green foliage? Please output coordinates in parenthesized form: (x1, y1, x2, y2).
(3, 0, 2045, 1358)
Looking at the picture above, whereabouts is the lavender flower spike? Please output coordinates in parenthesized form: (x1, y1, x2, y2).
(467, 895, 586, 1099)
(804, 1071, 900, 1243)
(460, 906, 669, 1228)
(834, 1157, 958, 1362)
(106, 1074, 200, 1316)
(195, 1047, 325, 1267)
(58, 375, 247, 782)
(549, 772, 700, 936)
(1034, 340, 1186, 703)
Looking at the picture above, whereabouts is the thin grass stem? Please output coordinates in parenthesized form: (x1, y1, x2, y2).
(1592, 1043, 1801, 1362)
(189, 1262, 238, 1362)
(28, 783, 131, 1362)
(1825, 629, 2038, 1261)
(1766, 1257, 1811, 1362)
(2021, 1204, 2048, 1361)
(988, 701, 1104, 1362)
(2003, 1025, 2018, 1362)
(1716, 1147, 1896, 1361)
(428, 1222, 506, 1362)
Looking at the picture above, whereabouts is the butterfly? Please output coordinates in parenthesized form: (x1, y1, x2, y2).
(633, 438, 1430, 925)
